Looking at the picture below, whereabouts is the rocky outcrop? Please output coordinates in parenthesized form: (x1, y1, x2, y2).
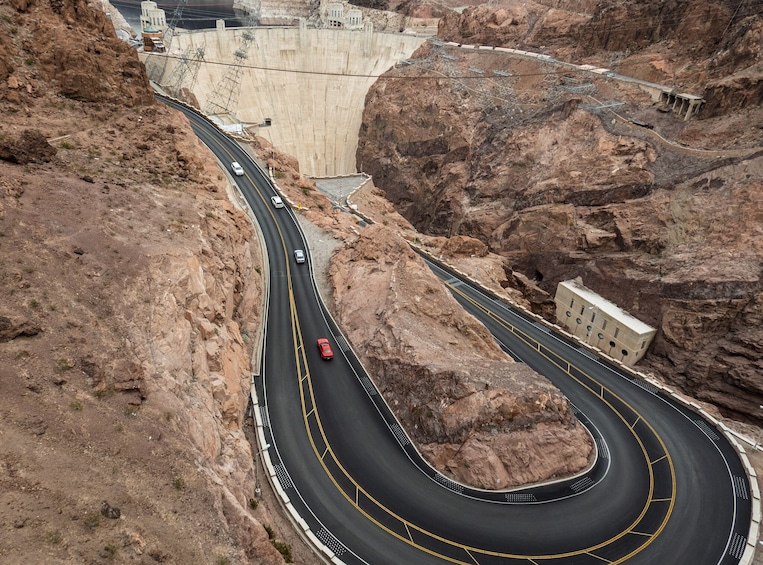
(703, 67, 763, 118)
(0, 129, 56, 164)
(0, 97, 288, 562)
(0, 0, 294, 558)
(1, 0, 152, 106)
(357, 8, 763, 423)
(436, 1, 762, 117)
(327, 224, 592, 488)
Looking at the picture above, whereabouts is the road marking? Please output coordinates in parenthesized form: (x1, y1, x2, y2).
(316, 527, 347, 557)
(391, 423, 411, 446)
(694, 419, 720, 441)
(360, 375, 377, 396)
(405, 521, 413, 542)
(733, 476, 749, 500)
(595, 438, 610, 460)
(577, 347, 599, 361)
(570, 476, 594, 493)
(505, 493, 537, 502)
(465, 548, 480, 564)
(274, 464, 293, 490)
(729, 533, 746, 559)
(434, 474, 464, 494)
(631, 379, 660, 395)
(335, 335, 350, 352)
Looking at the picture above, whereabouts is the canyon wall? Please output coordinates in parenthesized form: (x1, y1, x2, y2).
(0, 0, 297, 561)
(357, 2, 763, 422)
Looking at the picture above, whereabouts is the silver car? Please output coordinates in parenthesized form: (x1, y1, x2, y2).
(294, 249, 306, 264)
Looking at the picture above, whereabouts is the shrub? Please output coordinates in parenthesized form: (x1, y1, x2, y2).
(271, 540, 293, 563)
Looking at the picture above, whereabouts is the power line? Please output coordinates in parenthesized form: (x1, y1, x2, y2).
(151, 51, 609, 80)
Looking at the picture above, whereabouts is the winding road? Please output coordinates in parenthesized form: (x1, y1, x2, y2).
(162, 95, 754, 565)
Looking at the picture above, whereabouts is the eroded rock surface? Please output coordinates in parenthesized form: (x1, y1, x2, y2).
(358, 2, 763, 422)
(0, 0, 294, 561)
(327, 224, 592, 488)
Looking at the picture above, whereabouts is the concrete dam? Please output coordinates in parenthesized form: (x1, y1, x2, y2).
(151, 22, 427, 177)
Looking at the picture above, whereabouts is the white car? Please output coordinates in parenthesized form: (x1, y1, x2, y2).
(294, 249, 306, 264)
(271, 196, 284, 208)
(231, 161, 244, 176)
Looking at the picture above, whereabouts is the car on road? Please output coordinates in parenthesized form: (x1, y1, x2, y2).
(231, 161, 244, 176)
(294, 249, 306, 264)
(271, 195, 284, 208)
(317, 338, 333, 360)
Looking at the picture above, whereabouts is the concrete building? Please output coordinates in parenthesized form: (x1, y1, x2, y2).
(142, 24, 165, 52)
(327, 3, 364, 29)
(659, 90, 704, 121)
(140, 1, 166, 34)
(555, 277, 656, 366)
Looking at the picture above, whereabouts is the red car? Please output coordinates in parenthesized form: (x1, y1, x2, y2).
(317, 338, 333, 360)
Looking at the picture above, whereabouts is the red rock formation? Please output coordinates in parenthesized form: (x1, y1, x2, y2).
(436, 0, 763, 115)
(0, 0, 297, 560)
(327, 224, 593, 488)
(357, 4, 763, 423)
(1, 0, 152, 106)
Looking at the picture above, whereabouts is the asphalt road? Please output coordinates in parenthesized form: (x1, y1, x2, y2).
(163, 96, 753, 565)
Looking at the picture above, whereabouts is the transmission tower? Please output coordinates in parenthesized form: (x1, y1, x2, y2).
(147, 0, 188, 85)
(204, 11, 260, 118)
(166, 45, 206, 96)
(163, 0, 188, 52)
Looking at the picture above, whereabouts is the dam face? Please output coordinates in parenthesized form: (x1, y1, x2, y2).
(167, 24, 426, 177)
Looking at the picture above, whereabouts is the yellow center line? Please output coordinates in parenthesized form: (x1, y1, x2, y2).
(270, 200, 676, 563)
(447, 284, 677, 562)
(287, 278, 677, 561)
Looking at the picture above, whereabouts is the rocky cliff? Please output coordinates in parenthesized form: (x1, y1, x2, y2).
(358, 2, 763, 422)
(437, 0, 763, 116)
(0, 0, 296, 562)
(325, 223, 592, 488)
